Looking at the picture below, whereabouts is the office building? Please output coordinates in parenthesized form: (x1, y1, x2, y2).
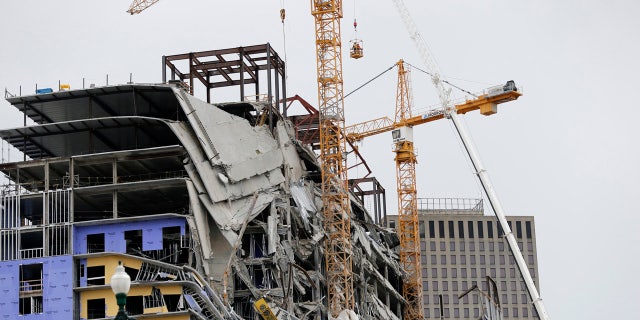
(388, 198, 541, 319)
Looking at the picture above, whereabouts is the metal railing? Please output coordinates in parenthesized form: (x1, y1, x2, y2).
(417, 198, 483, 214)
(19, 279, 43, 293)
(20, 248, 44, 259)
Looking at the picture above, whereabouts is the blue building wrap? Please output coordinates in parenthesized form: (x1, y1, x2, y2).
(0, 256, 73, 319)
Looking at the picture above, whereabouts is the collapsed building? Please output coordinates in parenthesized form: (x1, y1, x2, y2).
(0, 44, 405, 319)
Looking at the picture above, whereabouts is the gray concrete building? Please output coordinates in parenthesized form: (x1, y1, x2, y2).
(387, 198, 541, 319)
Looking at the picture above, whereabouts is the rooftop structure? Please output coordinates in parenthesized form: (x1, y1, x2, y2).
(0, 44, 404, 320)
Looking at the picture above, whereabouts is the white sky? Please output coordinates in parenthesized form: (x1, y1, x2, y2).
(1, 1, 639, 318)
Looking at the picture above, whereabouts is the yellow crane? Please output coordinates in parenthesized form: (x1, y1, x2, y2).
(127, 0, 355, 316)
(309, 1, 355, 317)
(345, 60, 522, 320)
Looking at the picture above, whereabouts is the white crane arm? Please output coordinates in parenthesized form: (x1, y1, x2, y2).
(390, 1, 550, 319)
(390, 0, 451, 108)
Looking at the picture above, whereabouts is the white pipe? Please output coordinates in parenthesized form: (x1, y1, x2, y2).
(448, 111, 550, 320)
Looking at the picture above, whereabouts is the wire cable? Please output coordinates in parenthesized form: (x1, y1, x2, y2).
(405, 61, 478, 98)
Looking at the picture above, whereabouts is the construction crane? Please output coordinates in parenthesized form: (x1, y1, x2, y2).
(128, 0, 355, 317)
(390, 0, 551, 319)
(310, 0, 355, 317)
(345, 61, 522, 320)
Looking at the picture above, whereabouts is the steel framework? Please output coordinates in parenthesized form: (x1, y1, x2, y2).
(310, 0, 354, 317)
(393, 61, 424, 320)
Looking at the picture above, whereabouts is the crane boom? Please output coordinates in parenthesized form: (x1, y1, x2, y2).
(127, 0, 160, 14)
(391, 1, 550, 319)
(346, 88, 521, 142)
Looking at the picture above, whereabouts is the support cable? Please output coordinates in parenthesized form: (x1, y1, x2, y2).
(406, 61, 478, 98)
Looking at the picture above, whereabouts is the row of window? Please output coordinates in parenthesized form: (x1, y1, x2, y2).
(424, 306, 536, 318)
(400, 220, 534, 239)
(422, 253, 535, 266)
(422, 279, 530, 296)
(422, 240, 535, 252)
(422, 266, 536, 280)
(423, 291, 530, 306)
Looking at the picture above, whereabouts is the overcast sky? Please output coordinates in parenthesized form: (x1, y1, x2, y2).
(1, 1, 638, 319)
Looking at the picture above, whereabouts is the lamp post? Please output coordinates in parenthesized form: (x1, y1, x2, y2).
(110, 261, 134, 320)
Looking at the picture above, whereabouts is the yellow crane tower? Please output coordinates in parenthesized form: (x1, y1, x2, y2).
(309, 0, 355, 317)
(127, 0, 355, 316)
(345, 60, 522, 320)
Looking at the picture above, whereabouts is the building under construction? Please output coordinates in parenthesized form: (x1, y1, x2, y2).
(0, 44, 405, 319)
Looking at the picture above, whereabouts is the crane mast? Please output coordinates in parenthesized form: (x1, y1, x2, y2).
(391, 0, 550, 319)
(310, 0, 355, 317)
(394, 60, 425, 320)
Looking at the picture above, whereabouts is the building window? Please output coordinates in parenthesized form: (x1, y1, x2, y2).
(470, 255, 476, 265)
(516, 221, 523, 238)
(440, 242, 446, 251)
(499, 255, 506, 265)
(489, 242, 495, 251)
(448, 221, 455, 238)
(464, 308, 470, 318)
(144, 287, 165, 309)
(471, 268, 477, 277)
(452, 281, 458, 291)
(87, 266, 105, 286)
(479, 242, 485, 251)
(461, 268, 467, 278)
(451, 268, 458, 278)
(86, 233, 105, 253)
(525, 221, 532, 239)
(460, 255, 467, 265)
(489, 255, 495, 265)
(468, 221, 474, 238)
(510, 268, 516, 277)
(124, 229, 143, 254)
(19, 296, 43, 315)
(389, 220, 395, 229)
(450, 241, 456, 251)
(164, 294, 183, 312)
(430, 241, 436, 251)
(528, 255, 535, 264)
(450, 255, 457, 264)
(460, 241, 465, 251)
(487, 221, 494, 238)
(433, 281, 439, 291)
(469, 242, 475, 252)
(458, 221, 464, 238)
(87, 298, 106, 319)
(440, 255, 446, 264)
(431, 255, 437, 264)
(432, 268, 438, 277)
(523, 307, 529, 317)
(438, 221, 445, 239)
(473, 308, 480, 318)
(428, 221, 435, 238)
(477, 221, 484, 238)
(420, 221, 426, 238)
(513, 307, 519, 317)
(441, 268, 448, 277)
(498, 242, 505, 251)
(443, 281, 449, 291)
(480, 255, 486, 264)
(500, 268, 506, 277)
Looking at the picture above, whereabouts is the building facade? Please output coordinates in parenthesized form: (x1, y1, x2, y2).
(388, 198, 541, 319)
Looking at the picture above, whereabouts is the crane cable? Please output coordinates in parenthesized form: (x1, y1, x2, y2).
(279, 1, 288, 82)
(343, 63, 396, 101)
(405, 61, 478, 98)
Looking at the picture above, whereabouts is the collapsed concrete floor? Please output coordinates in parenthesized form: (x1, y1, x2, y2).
(0, 83, 406, 319)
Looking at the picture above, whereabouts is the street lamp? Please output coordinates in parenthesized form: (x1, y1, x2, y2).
(110, 261, 134, 320)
